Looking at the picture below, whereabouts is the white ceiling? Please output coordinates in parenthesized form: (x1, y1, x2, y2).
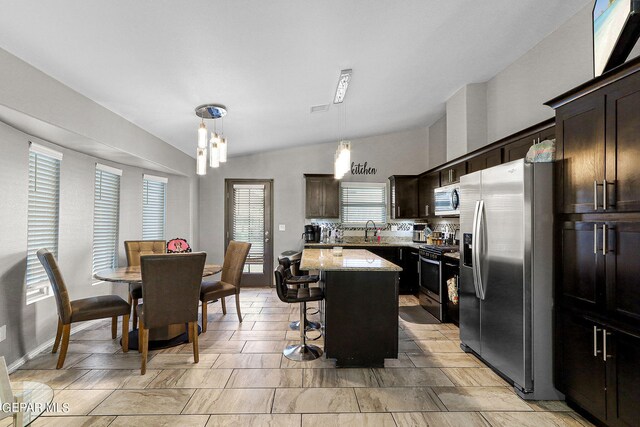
(0, 0, 590, 158)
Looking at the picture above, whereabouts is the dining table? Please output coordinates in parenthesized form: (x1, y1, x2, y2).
(94, 263, 222, 350)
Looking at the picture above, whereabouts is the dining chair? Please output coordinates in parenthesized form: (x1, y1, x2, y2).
(37, 249, 131, 369)
(138, 252, 206, 374)
(124, 240, 166, 329)
(200, 241, 251, 331)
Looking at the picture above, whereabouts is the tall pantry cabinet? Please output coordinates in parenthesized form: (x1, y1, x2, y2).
(546, 57, 640, 427)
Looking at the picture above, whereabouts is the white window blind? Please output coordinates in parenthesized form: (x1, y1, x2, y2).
(26, 144, 62, 303)
(340, 182, 387, 225)
(142, 175, 167, 240)
(92, 164, 121, 276)
(232, 184, 265, 274)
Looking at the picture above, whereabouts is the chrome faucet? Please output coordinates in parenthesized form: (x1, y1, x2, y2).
(364, 220, 377, 242)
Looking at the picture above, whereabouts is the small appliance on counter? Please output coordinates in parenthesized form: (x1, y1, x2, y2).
(412, 223, 431, 243)
(303, 225, 321, 243)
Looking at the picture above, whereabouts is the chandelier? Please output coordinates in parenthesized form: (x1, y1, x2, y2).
(195, 104, 228, 175)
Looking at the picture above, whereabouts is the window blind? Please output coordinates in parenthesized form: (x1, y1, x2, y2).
(142, 175, 167, 240)
(232, 184, 265, 274)
(92, 165, 121, 275)
(340, 182, 387, 225)
(26, 145, 62, 303)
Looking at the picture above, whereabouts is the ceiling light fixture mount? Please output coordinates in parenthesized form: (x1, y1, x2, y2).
(333, 69, 353, 104)
(194, 104, 228, 176)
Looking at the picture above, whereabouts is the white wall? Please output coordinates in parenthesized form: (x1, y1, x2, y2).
(198, 127, 429, 276)
(446, 83, 487, 159)
(427, 114, 447, 169)
(0, 121, 193, 367)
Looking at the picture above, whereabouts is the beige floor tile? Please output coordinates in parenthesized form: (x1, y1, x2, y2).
(393, 411, 491, 427)
(230, 330, 287, 340)
(206, 321, 255, 331)
(10, 369, 89, 389)
(226, 368, 303, 388)
(32, 416, 115, 427)
(433, 387, 533, 411)
(272, 387, 359, 413)
(90, 389, 195, 415)
(373, 368, 454, 387)
(65, 340, 123, 354)
(408, 353, 481, 368)
(108, 415, 209, 427)
(182, 340, 246, 354)
(212, 353, 282, 369)
(302, 413, 396, 427)
(303, 368, 379, 387)
(383, 353, 416, 368)
(70, 354, 147, 370)
(400, 323, 449, 331)
(527, 400, 574, 412)
(206, 414, 301, 427)
(252, 321, 293, 330)
(285, 330, 324, 341)
(280, 355, 335, 369)
(204, 313, 238, 323)
(441, 367, 508, 387)
(404, 330, 449, 340)
(415, 340, 464, 353)
(19, 353, 91, 370)
(146, 354, 218, 369)
(66, 369, 161, 389)
(147, 368, 233, 388)
(355, 387, 444, 412)
(198, 330, 234, 341)
(69, 328, 118, 341)
(481, 411, 586, 427)
(242, 340, 294, 353)
(398, 340, 422, 352)
(183, 388, 275, 414)
(46, 389, 113, 415)
(441, 330, 461, 340)
(243, 314, 291, 322)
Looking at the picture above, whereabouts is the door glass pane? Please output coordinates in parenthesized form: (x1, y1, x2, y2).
(232, 184, 265, 274)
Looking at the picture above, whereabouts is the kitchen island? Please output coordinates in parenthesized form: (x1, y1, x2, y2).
(300, 248, 402, 367)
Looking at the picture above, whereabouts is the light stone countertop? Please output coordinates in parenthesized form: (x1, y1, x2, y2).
(300, 249, 403, 272)
(304, 241, 423, 249)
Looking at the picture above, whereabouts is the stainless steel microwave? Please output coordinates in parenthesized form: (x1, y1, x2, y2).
(434, 183, 460, 216)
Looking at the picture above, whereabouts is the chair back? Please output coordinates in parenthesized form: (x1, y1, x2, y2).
(124, 240, 166, 266)
(36, 249, 72, 324)
(278, 257, 293, 279)
(274, 265, 289, 303)
(221, 241, 252, 291)
(140, 252, 206, 329)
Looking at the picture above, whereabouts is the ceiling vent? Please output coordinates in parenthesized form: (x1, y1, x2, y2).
(310, 104, 330, 113)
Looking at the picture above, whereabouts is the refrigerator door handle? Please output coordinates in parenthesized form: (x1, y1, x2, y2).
(471, 200, 481, 299)
(476, 199, 486, 300)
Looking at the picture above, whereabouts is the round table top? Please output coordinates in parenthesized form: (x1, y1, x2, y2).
(94, 264, 222, 283)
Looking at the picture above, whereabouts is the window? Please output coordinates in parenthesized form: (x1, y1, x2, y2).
(92, 164, 122, 277)
(142, 174, 167, 240)
(26, 143, 62, 304)
(340, 182, 387, 225)
(231, 183, 266, 274)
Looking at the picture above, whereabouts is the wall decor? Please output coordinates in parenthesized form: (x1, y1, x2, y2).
(350, 161, 377, 175)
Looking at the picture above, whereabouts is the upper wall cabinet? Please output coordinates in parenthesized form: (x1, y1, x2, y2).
(389, 175, 419, 219)
(305, 174, 339, 218)
(466, 148, 503, 174)
(440, 162, 466, 186)
(418, 172, 440, 219)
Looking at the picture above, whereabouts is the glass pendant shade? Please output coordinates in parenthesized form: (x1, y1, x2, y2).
(196, 147, 207, 175)
(198, 122, 208, 148)
(209, 137, 220, 168)
(219, 137, 227, 162)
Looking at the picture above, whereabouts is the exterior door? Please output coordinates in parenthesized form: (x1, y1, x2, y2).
(225, 179, 273, 286)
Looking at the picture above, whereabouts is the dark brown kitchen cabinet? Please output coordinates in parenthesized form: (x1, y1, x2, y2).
(418, 172, 440, 219)
(605, 222, 640, 325)
(305, 174, 339, 218)
(389, 175, 419, 219)
(504, 134, 536, 163)
(440, 162, 466, 185)
(607, 329, 640, 427)
(466, 148, 502, 174)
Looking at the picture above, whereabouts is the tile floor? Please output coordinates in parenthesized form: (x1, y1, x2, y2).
(6, 289, 593, 427)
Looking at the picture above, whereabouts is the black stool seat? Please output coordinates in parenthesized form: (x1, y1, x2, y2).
(286, 275, 319, 285)
(284, 286, 323, 302)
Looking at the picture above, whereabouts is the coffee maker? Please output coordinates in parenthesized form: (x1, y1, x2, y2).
(304, 225, 321, 243)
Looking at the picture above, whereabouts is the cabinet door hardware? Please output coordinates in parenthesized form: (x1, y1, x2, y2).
(398, 206, 401, 217)
(593, 326, 602, 356)
(425, 205, 429, 217)
(602, 224, 607, 255)
(602, 329, 612, 361)
(593, 224, 598, 254)
(603, 179, 608, 210)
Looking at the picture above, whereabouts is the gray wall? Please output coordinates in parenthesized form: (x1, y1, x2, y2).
(198, 127, 429, 276)
(0, 120, 193, 367)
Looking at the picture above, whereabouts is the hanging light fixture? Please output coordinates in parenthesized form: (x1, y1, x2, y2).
(333, 71, 352, 180)
(194, 103, 227, 175)
(218, 116, 228, 163)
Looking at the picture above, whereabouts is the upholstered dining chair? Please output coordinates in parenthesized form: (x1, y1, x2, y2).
(124, 240, 166, 329)
(200, 241, 251, 331)
(138, 252, 206, 374)
(37, 249, 130, 369)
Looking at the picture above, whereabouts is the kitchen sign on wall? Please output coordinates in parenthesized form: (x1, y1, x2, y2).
(350, 161, 377, 175)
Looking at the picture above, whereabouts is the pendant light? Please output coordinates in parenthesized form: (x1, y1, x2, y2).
(194, 104, 227, 175)
(333, 78, 352, 180)
(197, 120, 207, 149)
(218, 117, 228, 163)
(209, 134, 220, 168)
(196, 147, 207, 175)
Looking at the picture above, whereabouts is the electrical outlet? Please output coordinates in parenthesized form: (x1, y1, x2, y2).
(0, 325, 6, 342)
(278, 224, 286, 231)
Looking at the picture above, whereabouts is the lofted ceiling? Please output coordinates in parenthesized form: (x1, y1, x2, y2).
(0, 0, 590, 158)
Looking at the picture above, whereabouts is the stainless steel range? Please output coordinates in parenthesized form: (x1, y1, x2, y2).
(418, 244, 458, 321)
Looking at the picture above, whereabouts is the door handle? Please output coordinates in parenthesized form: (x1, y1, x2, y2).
(593, 326, 602, 357)
(602, 224, 607, 255)
(603, 329, 611, 361)
(476, 200, 485, 300)
(603, 179, 608, 210)
(397, 206, 401, 217)
(593, 180, 598, 210)
(265, 238, 270, 243)
(593, 224, 598, 255)
(471, 200, 481, 298)
(425, 205, 429, 216)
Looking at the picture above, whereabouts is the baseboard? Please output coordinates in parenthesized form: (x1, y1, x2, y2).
(7, 319, 103, 373)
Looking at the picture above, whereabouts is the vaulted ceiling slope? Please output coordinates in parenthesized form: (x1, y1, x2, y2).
(0, 0, 590, 158)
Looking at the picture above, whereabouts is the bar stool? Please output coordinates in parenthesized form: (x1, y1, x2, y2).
(274, 265, 324, 361)
(277, 258, 321, 331)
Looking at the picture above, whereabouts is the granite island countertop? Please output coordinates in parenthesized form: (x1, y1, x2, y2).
(300, 249, 403, 272)
(304, 241, 423, 249)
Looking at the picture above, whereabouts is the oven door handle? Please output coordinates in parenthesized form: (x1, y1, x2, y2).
(420, 256, 440, 265)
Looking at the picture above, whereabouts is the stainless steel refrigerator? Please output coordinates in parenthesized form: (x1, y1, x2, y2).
(459, 159, 562, 400)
